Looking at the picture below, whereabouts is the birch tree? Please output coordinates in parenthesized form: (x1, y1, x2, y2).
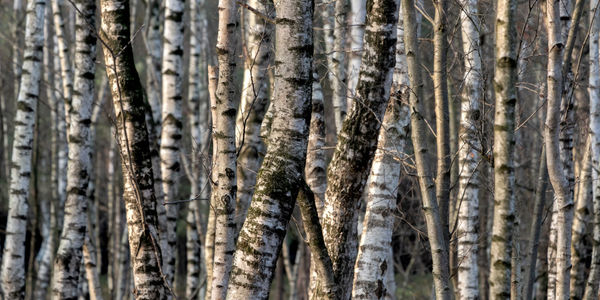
(225, 0, 313, 295)
(331, 0, 349, 132)
(457, 0, 483, 296)
(488, 0, 518, 296)
(51, 0, 73, 132)
(321, 0, 399, 296)
(160, 0, 185, 289)
(210, 0, 239, 296)
(0, 0, 45, 298)
(51, 0, 97, 297)
(585, 0, 600, 296)
(235, 0, 274, 230)
(351, 4, 409, 296)
(99, 0, 165, 298)
(347, 0, 366, 98)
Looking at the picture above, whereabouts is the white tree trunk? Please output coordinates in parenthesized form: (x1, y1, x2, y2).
(210, 0, 239, 296)
(100, 0, 166, 298)
(457, 0, 483, 297)
(351, 4, 409, 296)
(235, 0, 273, 231)
(0, 0, 45, 298)
(225, 0, 313, 296)
(347, 0, 366, 100)
(51, 0, 73, 131)
(584, 0, 600, 297)
(306, 72, 327, 217)
(51, 0, 96, 297)
(488, 0, 518, 295)
(160, 0, 185, 292)
(331, 0, 349, 133)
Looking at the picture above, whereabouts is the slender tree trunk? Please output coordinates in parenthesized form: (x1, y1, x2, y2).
(115, 226, 131, 300)
(204, 67, 218, 300)
(51, 0, 96, 298)
(83, 234, 103, 300)
(51, 0, 73, 131)
(0, 0, 45, 298)
(160, 0, 185, 293)
(584, 0, 600, 297)
(306, 72, 327, 216)
(456, 0, 483, 297)
(235, 0, 273, 231)
(33, 7, 58, 298)
(545, 0, 574, 297)
(210, 0, 239, 296)
(433, 0, 450, 247)
(12, 0, 25, 103)
(402, 0, 451, 297)
(351, 5, 410, 296)
(524, 147, 549, 300)
(488, 0, 518, 295)
(331, 0, 349, 132)
(99, 0, 165, 298)
(347, 0, 366, 99)
(225, 0, 313, 296)
(570, 140, 592, 300)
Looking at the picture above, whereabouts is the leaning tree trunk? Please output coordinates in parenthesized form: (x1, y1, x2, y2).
(351, 5, 410, 296)
(160, 0, 185, 292)
(0, 0, 45, 298)
(235, 0, 273, 231)
(545, 0, 574, 298)
(209, 0, 239, 297)
(457, 0, 483, 296)
(585, 0, 600, 297)
(320, 0, 399, 297)
(99, 0, 165, 298)
(488, 0, 518, 296)
(225, 0, 313, 296)
(51, 0, 97, 298)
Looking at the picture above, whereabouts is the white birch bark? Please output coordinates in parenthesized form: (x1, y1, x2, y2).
(488, 0, 518, 295)
(100, 0, 166, 298)
(33, 8, 57, 298)
(351, 5, 409, 295)
(53, 36, 69, 237)
(225, 0, 313, 296)
(51, 0, 73, 131)
(457, 0, 483, 297)
(347, 0, 366, 99)
(160, 0, 185, 291)
(545, 0, 574, 298)
(331, 0, 349, 133)
(204, 67, 218, 300)
(186, 0, 204, 298)
(83, 234, 103, 300)
(321, 0, 399, 296)
(210, 0, 239, 296)
(235, 0, 274, 231)
(306, 72, 327, 216)
(0, 0, 45, 298)
(584, 0, 600, 297)
(570, 139, 592, 300)
(51, 0, 96, 297)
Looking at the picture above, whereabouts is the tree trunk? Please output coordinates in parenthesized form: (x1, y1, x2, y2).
(545, 0, 574, 297)
(331, 0, 349, 132)
(401, 0, 451, 297)
(51, 0, 73, 132)
(306, 72, 327, 216)
(488, 0, 518, 295)
(209, 0, 239, 296)
(351, 5, 409, 297)
(160, 0, 185, 292)
(99, 0, 165, 298)
(225, 0, 313, 296)
(235, 0, 273, 231)
(347, 0, 366, 99)
(51, 0, 96, 297)
(584, 0, 600, 297)
(0, 0, 45, 298)
(456, 0, 483, 297)
(83, 234, 104, 300)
